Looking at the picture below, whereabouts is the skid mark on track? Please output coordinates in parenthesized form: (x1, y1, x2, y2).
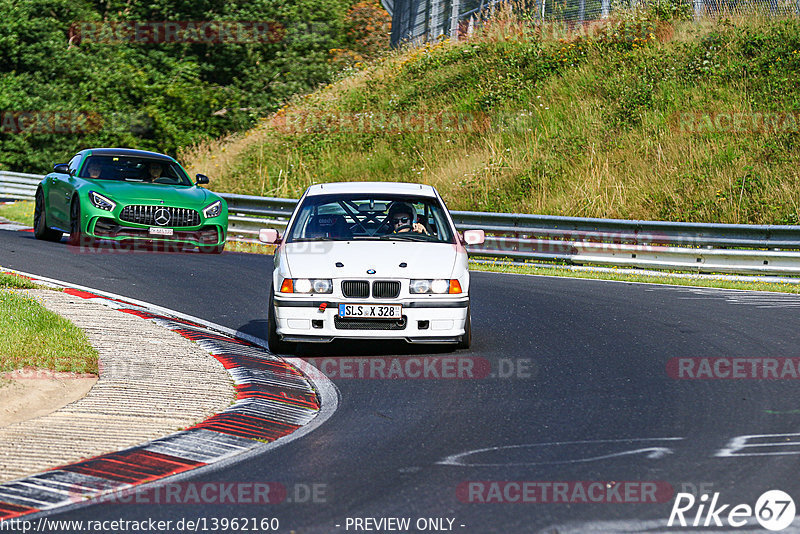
(646, 286, 800, 308)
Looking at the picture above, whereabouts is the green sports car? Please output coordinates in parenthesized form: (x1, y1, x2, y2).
(34, 148, 228, 253)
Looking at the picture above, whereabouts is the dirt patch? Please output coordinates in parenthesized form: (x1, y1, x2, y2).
(0, 368, 97, 427)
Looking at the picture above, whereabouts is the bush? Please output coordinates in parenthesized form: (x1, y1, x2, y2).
(0, 0, 388, 173)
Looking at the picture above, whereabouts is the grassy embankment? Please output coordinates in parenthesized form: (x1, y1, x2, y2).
(0, 272, 98, 375)
(182, 10, 800, 225)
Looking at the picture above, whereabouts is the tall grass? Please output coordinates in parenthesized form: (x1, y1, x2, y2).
(181, 9, 800, 224)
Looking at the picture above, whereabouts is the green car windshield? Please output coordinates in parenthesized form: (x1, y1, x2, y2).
(79, 155, 192, 186)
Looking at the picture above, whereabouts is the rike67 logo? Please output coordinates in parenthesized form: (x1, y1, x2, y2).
(668, 490, 796, 531)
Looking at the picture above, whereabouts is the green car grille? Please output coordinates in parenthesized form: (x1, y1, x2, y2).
(120, 205, 200, 227)
(94, 218, 220, 243)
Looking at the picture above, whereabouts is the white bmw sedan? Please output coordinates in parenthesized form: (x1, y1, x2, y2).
(259, 182, 485, 353)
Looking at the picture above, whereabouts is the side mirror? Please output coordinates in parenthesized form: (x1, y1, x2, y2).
(195, 174, 210, 185)
(462, 229, 485, 246)
(259, 228, 281, 244)
(53, 163, 69, 174)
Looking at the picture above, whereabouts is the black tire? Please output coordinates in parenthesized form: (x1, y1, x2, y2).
(199, 244, 225, 254)
(267, 287, 295, 354)
(33, 189, 63, 242)
(456, 305, 472, 350)
(67, 198, 83, 246)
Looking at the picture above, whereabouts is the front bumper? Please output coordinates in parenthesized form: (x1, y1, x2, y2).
(273, 296, 469, 343)
(88, 216, 226, 246)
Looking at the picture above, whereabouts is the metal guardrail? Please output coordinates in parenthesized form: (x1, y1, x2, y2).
(3, 170, 800, 275)
(220, 194, 800, 275)
(0, 171, 41, 200)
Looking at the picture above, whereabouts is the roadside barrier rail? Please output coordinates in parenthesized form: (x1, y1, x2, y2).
(3, 171, 800, 275)
(0, 171, 41, 200)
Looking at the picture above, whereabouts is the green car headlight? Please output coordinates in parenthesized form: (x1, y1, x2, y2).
(203, 200, 222, 218)
(89, 191, 116, 211)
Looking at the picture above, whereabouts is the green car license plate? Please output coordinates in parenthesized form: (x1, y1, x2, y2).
(149, 227, 174, 236)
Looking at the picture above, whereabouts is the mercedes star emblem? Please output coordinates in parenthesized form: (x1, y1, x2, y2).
(153, 208, 171, 226)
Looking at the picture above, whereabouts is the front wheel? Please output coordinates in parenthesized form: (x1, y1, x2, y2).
(67, 196, 95, 247)
(33, 189, 63, 242)
(199, 244, 225, 254)
(267, 287, 295, 354)
(456, 306, 471, 350)
(66, 198, 88, 247)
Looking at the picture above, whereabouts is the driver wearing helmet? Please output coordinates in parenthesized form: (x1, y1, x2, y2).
(387, 202, 428, 234)
(146, 161, 164, 182)
(86, 161, 102, 179)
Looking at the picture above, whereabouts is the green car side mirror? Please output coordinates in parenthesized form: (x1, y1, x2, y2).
(195, 174, 210, 185)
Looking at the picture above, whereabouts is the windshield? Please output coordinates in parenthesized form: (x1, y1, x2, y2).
(286, 194, 456, 244)
(79, 155, 192, 186)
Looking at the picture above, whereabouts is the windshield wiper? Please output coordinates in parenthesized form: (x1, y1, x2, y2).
(379, 233, 429, 241)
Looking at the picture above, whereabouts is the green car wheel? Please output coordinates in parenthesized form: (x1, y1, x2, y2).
(199, 244, 225, 254)
(67, 198, 83, 247)
(33, 188, 63, 242)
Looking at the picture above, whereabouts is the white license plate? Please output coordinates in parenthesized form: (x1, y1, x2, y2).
(338, 304, 402, 319)
(149, 227, 174, 236)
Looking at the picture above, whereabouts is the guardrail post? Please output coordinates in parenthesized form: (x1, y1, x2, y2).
(693, 0, 704, 19)
(450, 0, 461, 40)
(430, 0, 441, 39)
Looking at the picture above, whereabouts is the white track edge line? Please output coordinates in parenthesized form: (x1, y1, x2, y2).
(0, 268, 340, 521)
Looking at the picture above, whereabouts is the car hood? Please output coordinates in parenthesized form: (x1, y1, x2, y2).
(282, 241, 459, 279)
(87, 180, 213, 207)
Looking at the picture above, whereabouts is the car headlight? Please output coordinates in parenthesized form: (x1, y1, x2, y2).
(203, 200, 222, 218)
(89, 191, 116, 211)
(410, 279, 462, 294)
(280, 278, 333, 294)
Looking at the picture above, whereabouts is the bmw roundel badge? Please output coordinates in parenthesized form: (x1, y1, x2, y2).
(367, 269, 376, 274)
